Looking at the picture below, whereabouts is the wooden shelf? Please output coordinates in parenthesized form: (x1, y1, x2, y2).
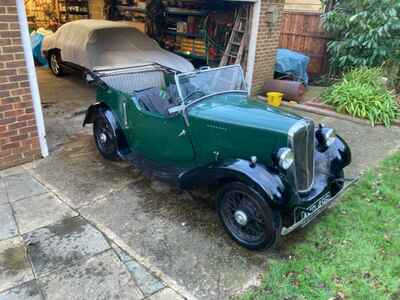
(166, 30, 202, 38)
(117, 5, 146, 13)
(175, 51, 207, 60)
(166, 7, 208, 16)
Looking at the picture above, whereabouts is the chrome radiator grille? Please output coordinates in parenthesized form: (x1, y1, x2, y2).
(288, 119, 315, 192)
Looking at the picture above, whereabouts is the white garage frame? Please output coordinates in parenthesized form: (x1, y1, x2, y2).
(16, 0, 261, 159)
(16, 0, 49, 158)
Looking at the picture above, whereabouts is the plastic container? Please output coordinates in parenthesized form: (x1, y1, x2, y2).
(267, 92, 284, 107)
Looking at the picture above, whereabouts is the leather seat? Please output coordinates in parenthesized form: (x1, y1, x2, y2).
(136, 87, 176, 117)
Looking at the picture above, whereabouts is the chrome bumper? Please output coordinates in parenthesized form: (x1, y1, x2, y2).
(281, 178, 358, 236)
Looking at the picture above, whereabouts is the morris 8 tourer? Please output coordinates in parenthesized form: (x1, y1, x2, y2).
(83, 64, 352, 250)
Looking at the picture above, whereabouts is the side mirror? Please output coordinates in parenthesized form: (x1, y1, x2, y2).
(85, 72, 94, 83)
(199, 66, 210, 71)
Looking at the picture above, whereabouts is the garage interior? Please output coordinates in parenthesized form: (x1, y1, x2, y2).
(24, 0, 259, 151)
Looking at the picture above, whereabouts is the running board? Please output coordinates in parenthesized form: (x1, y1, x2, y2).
(281, 178, 358, 236)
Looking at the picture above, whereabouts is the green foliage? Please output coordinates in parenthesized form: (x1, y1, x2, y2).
(242, 152, 400, 300)
(322, 67, 399, 126)
(321, 0, 400, 84)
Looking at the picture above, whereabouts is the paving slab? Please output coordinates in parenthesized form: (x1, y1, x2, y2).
(124, 259, 165, 296)
(114, 241, 165, 296)
(0, 280, 42, 300)
(13, 193, 78, 234)
(3, 174, 47, 203)
(31, 136, 141, 209)
(112, 243, 132, 263)
(38, 250, 143, 300)
(0, 204, 18, 241)
(81, 181, 266, 300)
(147, 288, 185, 300)
(0, 166, 26, 178)
(23, 216, 110, 276)
(0, 179, 8, 205)
(0, 237, 34, 293)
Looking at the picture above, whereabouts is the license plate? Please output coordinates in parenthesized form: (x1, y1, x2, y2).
(301, 193, 331, 219)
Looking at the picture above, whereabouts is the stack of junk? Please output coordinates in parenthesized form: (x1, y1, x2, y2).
(263, 48, 310, 105)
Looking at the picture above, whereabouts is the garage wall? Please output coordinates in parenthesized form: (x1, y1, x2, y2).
(284, 0, 322, 12)
(0, 0, 41, 170)
(251, 0, 284, 95)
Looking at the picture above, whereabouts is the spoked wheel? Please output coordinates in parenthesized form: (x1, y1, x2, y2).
(217, 182, 281, 250)
(93, 112, 120, 161)
(48, 52, 66, 76)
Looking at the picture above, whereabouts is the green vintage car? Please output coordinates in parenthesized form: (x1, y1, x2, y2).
(83, 64, 352, 250)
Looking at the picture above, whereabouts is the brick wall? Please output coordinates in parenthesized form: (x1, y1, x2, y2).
(251, 0, 284, 95)
(0, 0, 40, 170)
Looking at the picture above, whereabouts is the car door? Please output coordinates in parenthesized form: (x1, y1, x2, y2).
(125, 97, 195, 164)
(91, 65, 195, 164)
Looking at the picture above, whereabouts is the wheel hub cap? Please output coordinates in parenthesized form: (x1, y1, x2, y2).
(99, 133, 107, 143)
(51, 56, 59, 73)
(234, 210, 248, 226)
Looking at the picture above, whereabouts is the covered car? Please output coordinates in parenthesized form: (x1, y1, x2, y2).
(42, 20, 194, 76)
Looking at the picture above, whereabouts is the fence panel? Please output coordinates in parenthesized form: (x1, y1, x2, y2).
(279, 11, 329, 78)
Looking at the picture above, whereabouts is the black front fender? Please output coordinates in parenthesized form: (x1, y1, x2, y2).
(327, 134, 352, 175)
(179, 159, 286, 207)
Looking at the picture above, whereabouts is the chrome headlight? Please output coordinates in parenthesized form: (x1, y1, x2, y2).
(277, 147, 294, 170)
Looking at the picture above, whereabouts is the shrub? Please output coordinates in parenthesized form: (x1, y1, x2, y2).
(321, 0, 400, 86)
(322, 67, 399, 126)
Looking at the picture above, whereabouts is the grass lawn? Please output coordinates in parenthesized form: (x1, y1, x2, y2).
(243, 152, 400, 300)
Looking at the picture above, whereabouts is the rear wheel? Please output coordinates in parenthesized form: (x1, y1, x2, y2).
(48, 51, 66, 76)
(93, 112, 120, 161)
(217, 182, 281, 250)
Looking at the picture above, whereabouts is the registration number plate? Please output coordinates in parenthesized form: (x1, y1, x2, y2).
(301, 193, 331, 219)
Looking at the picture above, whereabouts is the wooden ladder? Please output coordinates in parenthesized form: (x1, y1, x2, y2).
(219, 6, 250, 67)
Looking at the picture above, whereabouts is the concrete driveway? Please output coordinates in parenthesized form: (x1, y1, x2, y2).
(3, 67, 400, 299)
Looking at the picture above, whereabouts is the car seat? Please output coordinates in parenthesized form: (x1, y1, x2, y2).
(135, 87, 177, 117)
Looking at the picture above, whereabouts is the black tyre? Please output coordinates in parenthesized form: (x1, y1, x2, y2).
(48, 51, 66, 76)
(217, 182, 281, 250)
(93, 112, 120, 161)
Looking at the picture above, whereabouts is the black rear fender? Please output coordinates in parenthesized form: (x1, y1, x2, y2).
(179, 159, 286, 207)
(83, 103, 129, 155)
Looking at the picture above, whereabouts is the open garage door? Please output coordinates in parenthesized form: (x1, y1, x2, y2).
(21, 0, 259, 154)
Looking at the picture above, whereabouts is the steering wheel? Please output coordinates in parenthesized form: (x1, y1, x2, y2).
(184, 89, 206, 102)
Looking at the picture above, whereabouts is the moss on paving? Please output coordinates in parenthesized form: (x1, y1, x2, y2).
(242, 152, 400, 300)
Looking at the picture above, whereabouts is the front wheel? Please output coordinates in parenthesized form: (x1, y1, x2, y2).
(217, 182, 281, 250)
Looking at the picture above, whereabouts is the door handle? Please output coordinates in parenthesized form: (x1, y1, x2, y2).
(122, 102, 128, 128)
(178, 129, 186, 137)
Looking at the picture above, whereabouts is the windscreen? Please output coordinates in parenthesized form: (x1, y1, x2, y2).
(176, 65, 247, 104)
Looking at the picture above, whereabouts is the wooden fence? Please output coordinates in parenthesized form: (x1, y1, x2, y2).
(279, 11, 329, 78)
